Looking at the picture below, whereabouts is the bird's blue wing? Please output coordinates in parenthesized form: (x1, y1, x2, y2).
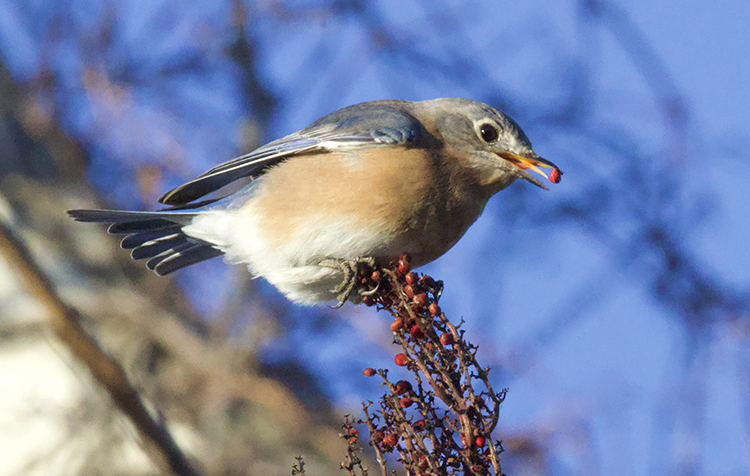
(159, 101, 422, 205)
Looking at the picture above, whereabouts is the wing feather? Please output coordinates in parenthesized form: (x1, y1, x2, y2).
(158, 101, 422, 206)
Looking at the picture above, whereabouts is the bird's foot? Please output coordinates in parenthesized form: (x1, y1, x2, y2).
(318, 257, 377, 308)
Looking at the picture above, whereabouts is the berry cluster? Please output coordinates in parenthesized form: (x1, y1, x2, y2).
(355, 254, 508, 475)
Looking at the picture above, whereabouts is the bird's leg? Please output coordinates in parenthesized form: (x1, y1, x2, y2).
(318, 257, 377, 308)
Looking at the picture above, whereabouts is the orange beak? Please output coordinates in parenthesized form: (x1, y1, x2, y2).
(497, 152, 563, 190)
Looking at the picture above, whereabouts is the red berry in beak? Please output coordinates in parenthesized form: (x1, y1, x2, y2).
(549, 167, 562, 183)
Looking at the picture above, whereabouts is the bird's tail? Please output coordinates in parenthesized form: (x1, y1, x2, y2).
(67, 208, 224, 275)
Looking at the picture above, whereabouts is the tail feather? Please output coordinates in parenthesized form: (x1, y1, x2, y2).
(151, 244, 225, 276)
(146, 242, 195, 270)
(130, 234, 188, 260)
(67, 208, 224, 274)
(68, 209, 196, 224)
(109, 219, 178, 234)
(120, 226, 184, 249)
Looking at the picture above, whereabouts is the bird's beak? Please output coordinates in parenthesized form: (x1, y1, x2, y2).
(497, 151, 562, 190)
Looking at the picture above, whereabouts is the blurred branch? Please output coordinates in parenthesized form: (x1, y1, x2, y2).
(229, 0, 277, 141)
(0, 62, 87, 179)
(0, 219, 201, 476)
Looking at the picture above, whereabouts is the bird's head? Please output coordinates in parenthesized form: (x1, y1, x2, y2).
(425, 98, 562, 195)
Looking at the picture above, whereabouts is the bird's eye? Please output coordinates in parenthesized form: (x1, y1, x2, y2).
(479, 123, 499, 143)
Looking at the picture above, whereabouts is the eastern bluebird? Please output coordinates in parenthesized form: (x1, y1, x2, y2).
(68, 98, 562, 306)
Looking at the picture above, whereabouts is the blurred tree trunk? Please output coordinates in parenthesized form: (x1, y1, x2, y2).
(0, 56, 347, 476)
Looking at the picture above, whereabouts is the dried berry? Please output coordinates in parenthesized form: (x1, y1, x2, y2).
(410, 324, 424, 339)
(429, 303, 441, 316)
(440, 333, 454, 345)
(405, 272, 418, 285)
(390, 318, 403, 332)
(362, 368, 376, 377)
(549, 167, 562, 183)
(412, 419, 426, 432)
(394, 353, 409, 366)
(397, 254, 411, 275)
(362, 295, 374, 306)
(404, 284, 415, 298)
(414, 292, 428, 307)
(371, 430, 384, 444)
(395, 380, 412, 395)
(347, 428, 359, 443)
(419, 275, 434, 287)
(370, 270, 382, 282)
(399, 397, 414, 408)
(382, 432, 399, 448)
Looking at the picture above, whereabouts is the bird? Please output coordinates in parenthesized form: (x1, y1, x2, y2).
(68, 98, 562, 307)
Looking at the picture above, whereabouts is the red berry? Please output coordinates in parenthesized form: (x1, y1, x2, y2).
(475, 436, 487, 447)
(363, 368, 376, 377)
(347, 428, 359, 443)
(412, 419, 426, 432)
(390, 318, 403, 332)
(410, 324, 424, 339)
(440, 333, 454, 345)
(399, 396, 414, 408)
(371, 430, 384, 443)
(549, 167, 562, 183)
(394, 353, 409, 366)
(395, 380, 412, 395)
(405, 272, 418, 285)
(397, 254, 411, 275)
(429, 303, 441, 316)
(404, 284, 415, 298)
(382, 432, 399, 448)
(370, 270, 382, 282)
(414, 293, 428, 307)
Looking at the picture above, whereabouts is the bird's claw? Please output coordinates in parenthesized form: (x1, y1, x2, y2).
(359, 281, 380, 296)
(319, 257, 376, 308)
